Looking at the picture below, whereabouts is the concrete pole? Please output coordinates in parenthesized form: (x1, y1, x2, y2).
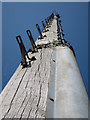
(46, 46, 88, 118)
(0, 14, 88, 119)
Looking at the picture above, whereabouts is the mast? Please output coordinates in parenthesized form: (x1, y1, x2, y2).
(0, 12, 88, 119)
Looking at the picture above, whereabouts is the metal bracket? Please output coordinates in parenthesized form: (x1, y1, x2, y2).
(42, 20, 46, 30)
(45, 18, 48, 26)
(59, 20, 61, 23)
(50, 13, 54, 20)
(26, 30, 37, 52)
(36, 24, 46, 39)
(36, 24, 44, 39)
(42, 20, 49, 33)
(16, 35, 28, 68)
(45, 19, 51, 28)
(56, 13, 60, 18)
(16, 35, 31, 68)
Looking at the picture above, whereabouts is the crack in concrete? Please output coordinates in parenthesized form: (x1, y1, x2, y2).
(19, 92, 29, 120)
(27, 107, 32, 119)
(35, 84, 42, 118)
(12, 91, 28, 118)
(2, 68, 22, 104)
(3, 68, 27, 119)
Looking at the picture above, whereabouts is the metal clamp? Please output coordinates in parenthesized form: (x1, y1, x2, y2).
(16, 35, 31, 68)
(56, 13, 60, 18)
(16, 35, 28, 68)
(42, 20, 46, 30)
(26, 30, 37, 52)
(36, 24, 46, 39)
(42, 20, 49, 33)
(45, 19, 51, 28)
(36, 24, 43, 39)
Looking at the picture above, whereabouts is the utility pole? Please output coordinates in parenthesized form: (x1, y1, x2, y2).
(0, 13, 88, 119)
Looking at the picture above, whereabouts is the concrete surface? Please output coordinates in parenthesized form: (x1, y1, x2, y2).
(0, 16, 88, 119)
(46, 46, 88, 118)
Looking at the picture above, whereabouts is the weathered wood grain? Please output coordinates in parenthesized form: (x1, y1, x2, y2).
(0, 16, 58, 119)
(0, 15, 88, 119)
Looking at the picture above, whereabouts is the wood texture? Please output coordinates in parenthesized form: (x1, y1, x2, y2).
(0, 15, 88, 119)
(0, 16, 58, 119)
